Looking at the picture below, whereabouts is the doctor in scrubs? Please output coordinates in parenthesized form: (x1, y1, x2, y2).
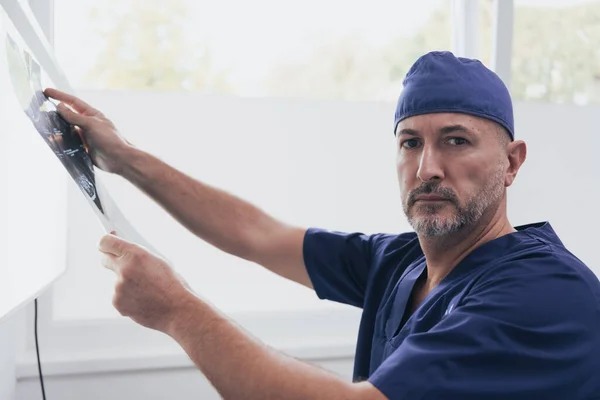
(46, 51, 600, 399)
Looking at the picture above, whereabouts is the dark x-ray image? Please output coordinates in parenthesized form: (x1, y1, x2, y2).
(5, 33, 104, 214)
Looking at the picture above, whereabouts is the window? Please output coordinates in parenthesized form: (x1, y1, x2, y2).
(511, 0, 600, 104)
(54, 0, 452, 100)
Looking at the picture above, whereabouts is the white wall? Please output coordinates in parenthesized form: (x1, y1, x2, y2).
(12, 93, 600, 400)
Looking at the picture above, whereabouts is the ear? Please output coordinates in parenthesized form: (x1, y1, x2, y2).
(505, 140, 527, 187)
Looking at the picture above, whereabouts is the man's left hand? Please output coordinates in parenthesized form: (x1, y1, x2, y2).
(97, 233, 388, 400)
(99, 233, 193, 333)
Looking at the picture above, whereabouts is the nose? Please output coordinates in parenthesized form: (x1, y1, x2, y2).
(417, 144, 444, 182)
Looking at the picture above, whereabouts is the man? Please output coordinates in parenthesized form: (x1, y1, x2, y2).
(45, 51, 600, 399)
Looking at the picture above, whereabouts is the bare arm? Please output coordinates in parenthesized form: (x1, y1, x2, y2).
(122, 148, 312, 287)
(45, 88, 312, 288)
(99, 234, 387, 400)
(168, 292, 386, 400)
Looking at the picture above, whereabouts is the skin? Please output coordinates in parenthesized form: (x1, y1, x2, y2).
(395, 114, 526, 294)
(43, 88, 526, 399)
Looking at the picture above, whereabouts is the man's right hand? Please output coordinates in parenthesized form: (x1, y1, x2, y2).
(44, 88, 132, 175)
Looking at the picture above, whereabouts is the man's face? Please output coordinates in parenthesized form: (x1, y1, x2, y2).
(396, 113, 510, 238)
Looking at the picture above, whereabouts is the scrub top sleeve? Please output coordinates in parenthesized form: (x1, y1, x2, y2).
(368, 261, 599, 400)
(303, 228, 382, 308)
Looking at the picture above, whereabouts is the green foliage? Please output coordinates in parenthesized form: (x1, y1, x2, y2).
(511, 2, 600, 104)
(265, 3, 452, 100)
(83, 0, 231, 92)
(83, 0, 600, 104)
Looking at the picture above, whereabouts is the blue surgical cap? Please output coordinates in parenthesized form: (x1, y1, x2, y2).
(394, 51, 514, 140)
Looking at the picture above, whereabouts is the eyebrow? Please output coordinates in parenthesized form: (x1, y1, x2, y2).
(397, 124, 473, 137)
(440, 124, 472, 135)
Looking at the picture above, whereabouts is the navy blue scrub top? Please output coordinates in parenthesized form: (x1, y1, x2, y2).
(303, 222, 600, 399)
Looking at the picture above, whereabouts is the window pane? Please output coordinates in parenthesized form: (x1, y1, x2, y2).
(54, 0, 452, 100)
(478, 0, 495, 68)
(511, 0, 600, 105)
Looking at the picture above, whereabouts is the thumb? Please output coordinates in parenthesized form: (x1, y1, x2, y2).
(57, 103, 89, 128)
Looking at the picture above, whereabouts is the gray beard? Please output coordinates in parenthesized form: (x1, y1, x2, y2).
(403, 167, 505, 238)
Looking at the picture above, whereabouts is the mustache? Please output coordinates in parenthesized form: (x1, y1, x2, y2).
(407, 182, 459, 207)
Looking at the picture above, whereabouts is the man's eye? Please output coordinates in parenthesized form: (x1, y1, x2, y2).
(448, 137, 468, 146)
(401, 138, 420, 149)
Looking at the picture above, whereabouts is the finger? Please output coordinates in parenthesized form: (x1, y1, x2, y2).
(44, 88, 102, 117)
(56, 103, 90, 128)
(73, 126, 89, 150)
(98, 233, 131, 257)
(101, 253, 120, 274)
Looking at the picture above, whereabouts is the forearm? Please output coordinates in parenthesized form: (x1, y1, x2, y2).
(119, 148, 277, 259)
(166, 295, 373, 400)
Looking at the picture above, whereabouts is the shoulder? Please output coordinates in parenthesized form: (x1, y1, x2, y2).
(491, 222, 599, 293)
(467, 244, 600, 329)
(475, 221, 598, 288)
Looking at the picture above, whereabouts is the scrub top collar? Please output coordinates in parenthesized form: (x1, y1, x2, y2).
(384, 221, 556, 339)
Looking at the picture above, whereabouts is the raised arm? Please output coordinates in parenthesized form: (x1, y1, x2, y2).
(120, 149, 311, 287)
(44, 88, 312, 288)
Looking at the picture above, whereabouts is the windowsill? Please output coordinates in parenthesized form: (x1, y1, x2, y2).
(16, 306, 361, 379)
(16, 340, 356, 379)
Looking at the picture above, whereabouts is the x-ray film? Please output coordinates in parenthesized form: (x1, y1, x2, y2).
(6, 33, 106, 215)
(1, 6, 156, 252)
